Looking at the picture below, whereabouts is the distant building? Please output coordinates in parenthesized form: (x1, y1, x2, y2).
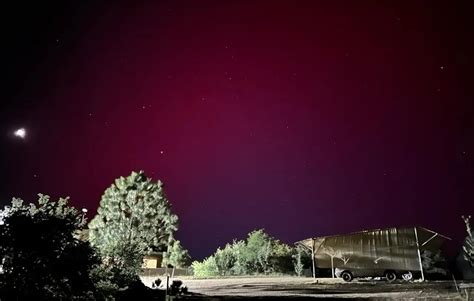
(296, 226, 450, 281)
(143, 252, 164, 269)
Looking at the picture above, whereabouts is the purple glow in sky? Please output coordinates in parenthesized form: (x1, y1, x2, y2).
(1, 1, 473, 258)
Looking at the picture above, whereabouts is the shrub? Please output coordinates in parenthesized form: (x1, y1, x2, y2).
(192, 229, 295, 277)
(192, 256, 219, 278)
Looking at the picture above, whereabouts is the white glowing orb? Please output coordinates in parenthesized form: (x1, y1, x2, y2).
(14, 128, 26, 139)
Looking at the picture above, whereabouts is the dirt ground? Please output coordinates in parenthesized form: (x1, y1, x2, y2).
(141, 276, 474, 300)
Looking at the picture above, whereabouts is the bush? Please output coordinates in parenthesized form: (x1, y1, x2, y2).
(192, 256, 219, 278)
(90, 263, 155, 301)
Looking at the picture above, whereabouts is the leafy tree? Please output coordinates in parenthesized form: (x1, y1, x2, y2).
(0, 194, 98, 300)
(244, 229, 273, 273)
(243, 229, 293, 274)
(214, 243, 238, 276)
(88, 171, 178, 276)
(162, 239, 191, 268)
(229, 240, 247, 275)
(462, 215, 474, 267)
(270, 239, 293, 273)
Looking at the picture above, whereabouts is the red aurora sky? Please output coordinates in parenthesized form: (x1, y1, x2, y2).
(1, 1, 473, 258)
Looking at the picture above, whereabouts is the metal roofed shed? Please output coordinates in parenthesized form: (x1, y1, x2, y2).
(295, 226, 451, 282)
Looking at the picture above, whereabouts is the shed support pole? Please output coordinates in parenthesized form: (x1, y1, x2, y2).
(414, 227, 425, 281)
(331, 257, 335, 278)
(311, 238, 316, 279)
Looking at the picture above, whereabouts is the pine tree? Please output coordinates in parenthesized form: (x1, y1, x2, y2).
(88, 171, 178, 274)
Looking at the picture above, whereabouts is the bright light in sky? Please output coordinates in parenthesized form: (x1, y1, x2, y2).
(14, 128, 26, 139)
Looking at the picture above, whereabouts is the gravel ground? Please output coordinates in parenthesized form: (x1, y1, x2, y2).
(140, 276, 474, 300)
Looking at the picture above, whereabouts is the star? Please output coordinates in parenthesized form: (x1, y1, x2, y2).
(160, 150, 164, 154)
(14, 128, 26, 139)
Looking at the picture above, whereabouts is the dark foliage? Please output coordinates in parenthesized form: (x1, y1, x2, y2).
(0, 195, 99, 300)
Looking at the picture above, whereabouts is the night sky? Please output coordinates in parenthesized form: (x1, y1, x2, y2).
(1, 1, 473, 259)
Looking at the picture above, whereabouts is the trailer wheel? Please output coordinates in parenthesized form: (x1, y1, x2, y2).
(385, 270, 397, 282)
(341, 271, 353, 282)
(401, 271, 413, 281)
